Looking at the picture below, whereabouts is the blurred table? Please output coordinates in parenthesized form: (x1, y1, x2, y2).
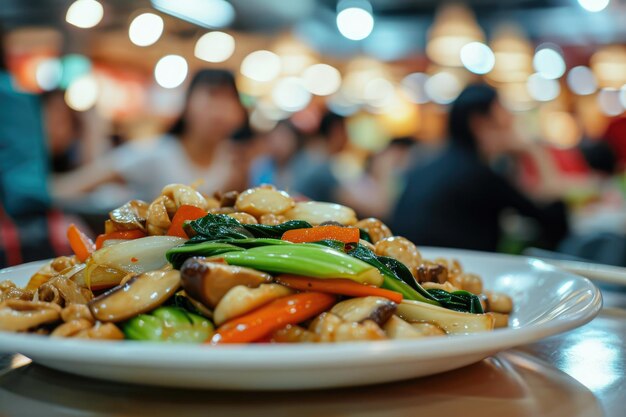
(0, 284, 624, 417)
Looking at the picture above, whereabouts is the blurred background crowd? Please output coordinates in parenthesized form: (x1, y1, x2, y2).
(1, 0, 626, 267)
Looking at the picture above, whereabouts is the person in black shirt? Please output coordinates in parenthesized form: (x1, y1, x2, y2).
(391, 84, 568, 252)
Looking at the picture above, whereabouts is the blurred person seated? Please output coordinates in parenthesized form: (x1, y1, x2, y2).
(291, 111, 349, 202)
(391, 84, 568, 252)
(0, 31, 73, 266)
(248, 120, 305, 190)
(340, 137, 421, 220)
(42, 90, 111, 173)
(53, 69, 247, 203)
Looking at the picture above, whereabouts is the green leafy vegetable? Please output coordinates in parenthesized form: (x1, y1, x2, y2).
(186, 214, 312, 242)
(426, 289, 484, 314)
(359, 229, 372, 243)
(123, 306, 214, 343)
(222, 244, 384, 286)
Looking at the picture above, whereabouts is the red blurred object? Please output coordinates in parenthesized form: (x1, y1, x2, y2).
(602, 117, 626, 170)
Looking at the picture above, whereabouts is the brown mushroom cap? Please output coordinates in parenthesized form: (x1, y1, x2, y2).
(88, 269, 181, 322)
(180, 258, 273, 308)
(330, 296, 397, 326)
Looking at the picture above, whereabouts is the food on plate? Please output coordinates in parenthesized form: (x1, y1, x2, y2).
(0, 183, 512, 343)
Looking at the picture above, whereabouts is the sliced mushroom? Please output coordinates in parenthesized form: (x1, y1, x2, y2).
(214, 284, 292, 325)
(218, 190, 239, 208)
(421, 281, 461, 292)
(309, 313, 387, 342)
(284, 201, 357, 226)
(228, 212, 258, 225)
(0, 300, 61, 332)
(37, 274, 93, 307)
(109, 200, 149, 231)
(88, 269, 181, 322)
(51, 256, 77, 272)
(180, 258, 273, 309)
(374, 237, 422, 277)
(259, 213, 287, 226)
(235, 187, 295, 217)
(61, 304, 94, 323)
(416, 262, 448, 284)
(146, 195, 176, 235)
(397, 300, 494, 334)
(51, 318, 93, 337)
(434, 258, 463, 280)
(384, 315, 429, 339)
(329, 296, 396, 326)
(354, 218, 392, 243)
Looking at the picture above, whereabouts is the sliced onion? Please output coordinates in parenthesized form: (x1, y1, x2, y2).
(85, 236, 185, 289)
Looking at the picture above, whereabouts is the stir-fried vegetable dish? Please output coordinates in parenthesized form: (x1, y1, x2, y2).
(0, 184, 513, 343)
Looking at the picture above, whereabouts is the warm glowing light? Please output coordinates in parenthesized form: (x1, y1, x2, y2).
(460, 42, 495, 75)
(302, 64, 342, 96)
(567, 66, 597, 95)
(425, 72, 462, 105)
(590, 46, 626, 88)
(401, 72, 430, 104)
(66, 0, 104, 29)
(336, 7, 374, 41)
(578, 0, 610, 12)
(527, 73, 560, 102)
(154, 55, 188, 89)
(65, 74, 99, 111)
(129, 13, 164, 47)
(194, 31, 235, 63)
(35, 58, 63, 91)
(364, 77, 394, 107)
(533, 46, 566, 79)
(240, 50, 281, 82)
(427, 4, 484, 67)
(271, 77, 312, 112)
(488, 26, 533, 83)
(540, 111, 581, 148)
(597, 88, 623, 116)
(151, 0, 235, 28)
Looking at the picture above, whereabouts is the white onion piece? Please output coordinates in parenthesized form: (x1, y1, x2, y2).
(87, 236, 185, 275)
(102, 239, 128, 248)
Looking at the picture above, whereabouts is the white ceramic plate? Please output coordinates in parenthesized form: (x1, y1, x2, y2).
(0, 248, 602, 390)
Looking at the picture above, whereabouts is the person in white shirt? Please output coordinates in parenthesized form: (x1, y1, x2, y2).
(53, 69, 248, 203)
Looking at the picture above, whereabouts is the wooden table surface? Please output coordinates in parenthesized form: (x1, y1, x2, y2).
(0, 283, 623, 417)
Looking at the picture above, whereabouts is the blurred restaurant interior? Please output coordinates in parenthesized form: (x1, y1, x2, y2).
(1, 0, 626, 266)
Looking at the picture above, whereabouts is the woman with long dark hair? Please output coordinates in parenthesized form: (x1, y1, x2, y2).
(54, 69, 248, 202)
(391, 84, 568, 251)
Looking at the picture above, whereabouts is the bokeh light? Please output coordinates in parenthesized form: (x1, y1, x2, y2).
(151, 0, 235, 28)
(60, 54, 92, 89)
(425, 72, 462, 104)
(336, 7, 374, 41)
(302, 64, 342, 96)
(540, 111, 581, 148)
(66, 0, 104, 29)
(578, 0, 610, 13)
(194, 31, 235, 63)
(460, 42, 495, 74)
(65, 74, 99, 111)
(401, 72, 430, 104)
(567, 66, 598, 95)
(533, 46, 566, 79)
(240, 50, 281, 82)
(364, 77, 395, 107)
(527, 73, 560, 101)
(35, 58, 63, 91)
(271, 77, 312, 112)
(129, 13, 164, 47)
(154, 55, 188, 89)
(597, 87, 623, 116)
